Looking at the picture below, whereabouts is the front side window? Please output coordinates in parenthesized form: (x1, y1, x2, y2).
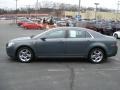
(85, 31, 92, 38)
(45, 30, 65, 38)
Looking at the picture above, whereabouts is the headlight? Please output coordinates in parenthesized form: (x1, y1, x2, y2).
(7, 42, 14, 47)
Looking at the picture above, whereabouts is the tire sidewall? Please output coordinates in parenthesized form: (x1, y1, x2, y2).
(114, 34, 118, 39)
(17, 47, 34, 63)
(88, 48, 105, 64)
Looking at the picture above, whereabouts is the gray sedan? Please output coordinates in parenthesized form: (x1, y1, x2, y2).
(6, 27, 118, 64)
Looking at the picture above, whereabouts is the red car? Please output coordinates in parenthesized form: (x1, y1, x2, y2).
(21, 22, 44, 29)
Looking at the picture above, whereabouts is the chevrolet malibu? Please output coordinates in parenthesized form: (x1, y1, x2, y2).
(6, 27, 118, 64)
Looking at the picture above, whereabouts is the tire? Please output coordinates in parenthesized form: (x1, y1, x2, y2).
(16, 47, 34, 63)
(24, 27, 28, 30)
(88, 48, 106, 64)
(114, 34, 118, 39)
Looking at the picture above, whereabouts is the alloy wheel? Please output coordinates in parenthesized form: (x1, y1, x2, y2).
(17, 47, 33, 63)
(89, 48, 105, 63)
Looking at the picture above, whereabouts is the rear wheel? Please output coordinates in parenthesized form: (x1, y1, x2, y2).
(88, 48, 106, 64)
(16, 47, 34, 63)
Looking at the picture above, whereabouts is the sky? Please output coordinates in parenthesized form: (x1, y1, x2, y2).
(0, 0, 118, 10)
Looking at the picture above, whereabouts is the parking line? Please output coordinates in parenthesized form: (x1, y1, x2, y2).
(114, 58, 120, 61)
(47, 69, 68, 72)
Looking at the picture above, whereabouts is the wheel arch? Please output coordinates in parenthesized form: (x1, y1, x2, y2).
(113, 33, 118, 38)
(15, 45, 35, 57)
(88, 46, 107, 58)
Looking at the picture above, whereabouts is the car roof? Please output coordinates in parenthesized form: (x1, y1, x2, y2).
(52, 27, 94, 32)
(51, 27, 104, 38)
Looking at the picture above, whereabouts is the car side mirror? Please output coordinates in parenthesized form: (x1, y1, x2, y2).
(41, 37, 46, 41)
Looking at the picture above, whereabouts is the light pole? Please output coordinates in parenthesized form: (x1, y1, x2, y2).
(15, 0, 18, 23)
(94, 3, 99, 20)
(78, 0, 81, 16)
(35, 0, 38, 19)
(26, 5, 31, 18)
(116, 1, 120, 20)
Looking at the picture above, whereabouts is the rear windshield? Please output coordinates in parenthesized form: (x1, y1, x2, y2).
(87, 30, 104, 38)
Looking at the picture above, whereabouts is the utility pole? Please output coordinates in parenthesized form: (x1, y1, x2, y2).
(94, 3, 99, 20)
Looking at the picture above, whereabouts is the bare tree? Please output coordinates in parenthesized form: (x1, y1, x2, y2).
(69, 5, 78, 11)
(40, 0, 53, 8)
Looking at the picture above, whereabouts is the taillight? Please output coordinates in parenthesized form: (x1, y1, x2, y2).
(111, 42, 117, 47)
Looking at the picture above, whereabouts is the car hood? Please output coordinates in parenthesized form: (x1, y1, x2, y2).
(10, 37, 31, 42)
(115, 31, 120, 33)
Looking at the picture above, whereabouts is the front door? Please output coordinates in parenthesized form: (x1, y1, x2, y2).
(36, 29, 66, 56)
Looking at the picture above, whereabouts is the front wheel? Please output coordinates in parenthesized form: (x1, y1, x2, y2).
(88, 48, 106, 64)
(16, 47, 34, 63)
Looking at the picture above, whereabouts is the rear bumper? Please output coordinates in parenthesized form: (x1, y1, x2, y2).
(107, 46, 118, 57)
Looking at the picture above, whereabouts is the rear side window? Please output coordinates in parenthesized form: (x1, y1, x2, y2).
(85, 31, 92, 38)
(68, 30, 91, 38)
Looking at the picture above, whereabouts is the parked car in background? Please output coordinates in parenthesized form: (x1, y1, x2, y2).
(21, 22, 44, 29)
(113, 31, 120, 39)
(6, 27, 118, 64)
(76, 21, 114, 35)
(76, 21, 97, 31)
(111, 21, 120, 31)
(17, 19, 33, 26)
(56, 20, 66, 27)
(0, 17, 7, 20)
(95, 22, 113, 35)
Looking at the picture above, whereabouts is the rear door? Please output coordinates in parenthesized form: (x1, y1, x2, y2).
(65, 29, 92, 57)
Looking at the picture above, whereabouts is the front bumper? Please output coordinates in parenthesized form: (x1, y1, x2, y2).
(6, 44, 16, 58)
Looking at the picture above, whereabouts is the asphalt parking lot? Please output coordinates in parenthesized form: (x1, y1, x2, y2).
(0, 21, 120, 90)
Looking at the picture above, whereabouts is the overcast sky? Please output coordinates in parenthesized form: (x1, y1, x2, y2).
(0, 0, 118, 10)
